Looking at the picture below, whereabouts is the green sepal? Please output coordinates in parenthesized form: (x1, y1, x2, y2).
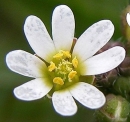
(111, 76, 130, 101)
(95, 94, 130, 122)
(79, 75, 95, 84)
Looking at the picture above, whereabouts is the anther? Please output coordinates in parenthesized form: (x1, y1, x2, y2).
(72, 57, 78, 68)
(53, 77, 64, 85)
(53, 52, 63, 60)
(62, 50, 71, 58)
(68, 70, 77, 79)
(48, 61, 56, 72)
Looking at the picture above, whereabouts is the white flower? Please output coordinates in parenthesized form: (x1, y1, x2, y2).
(127, 13, 130, 26)
(6, 5, 125, 116)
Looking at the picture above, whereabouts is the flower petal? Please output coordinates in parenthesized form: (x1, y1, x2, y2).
(73, 20, 114, 62)
(24, 15, 56, 62)
(52, 89, 77, 116)
(6, 50, 47, 78)
(81, 46, 125, 75)
(127, 13, 130, 26)
(69, 82, 106, 109)
(52, 5, 75, 51)
(14, 78, 53, 101)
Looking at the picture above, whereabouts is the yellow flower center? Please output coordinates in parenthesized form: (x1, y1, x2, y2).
(48, 50, 79, 87)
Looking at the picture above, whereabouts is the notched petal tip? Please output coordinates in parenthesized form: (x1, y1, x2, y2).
(52, 89, 77, 116)
(69, 82, 106, 109)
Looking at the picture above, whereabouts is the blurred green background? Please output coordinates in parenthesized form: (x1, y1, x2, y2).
(0, 0, 129, 122)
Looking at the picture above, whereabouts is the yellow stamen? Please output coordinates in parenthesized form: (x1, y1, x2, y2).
(72, 57, 78, 68)
(53, 77, 64, 85)
(68, 70, 77, 79)
(62, 50, 71, 58)
(57, 59, 72, 74)
(48, 61, 56, 72)
(48, 50, 79, 87)
(53, 52, 63, 60)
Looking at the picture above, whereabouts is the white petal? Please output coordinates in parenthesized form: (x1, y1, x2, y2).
(127, 13, 130, 26)
(52, 5, 75, 51)
(81, 46, 125, 75)
(24, 15, 56, 62)
(69, 82, 106, 109)
(52, 89, 77, 116)
(73, 20, 114, 62)
(6, 50, 47, 78)
(14, 78, 53, 101)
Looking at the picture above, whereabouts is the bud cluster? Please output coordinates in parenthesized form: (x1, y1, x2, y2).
(94, 6, 130, 121)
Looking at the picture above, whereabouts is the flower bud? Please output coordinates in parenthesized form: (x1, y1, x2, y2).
(95, 94, 130, 122)
(119, 57, 130, 76)
(112, 76, 130, 101)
